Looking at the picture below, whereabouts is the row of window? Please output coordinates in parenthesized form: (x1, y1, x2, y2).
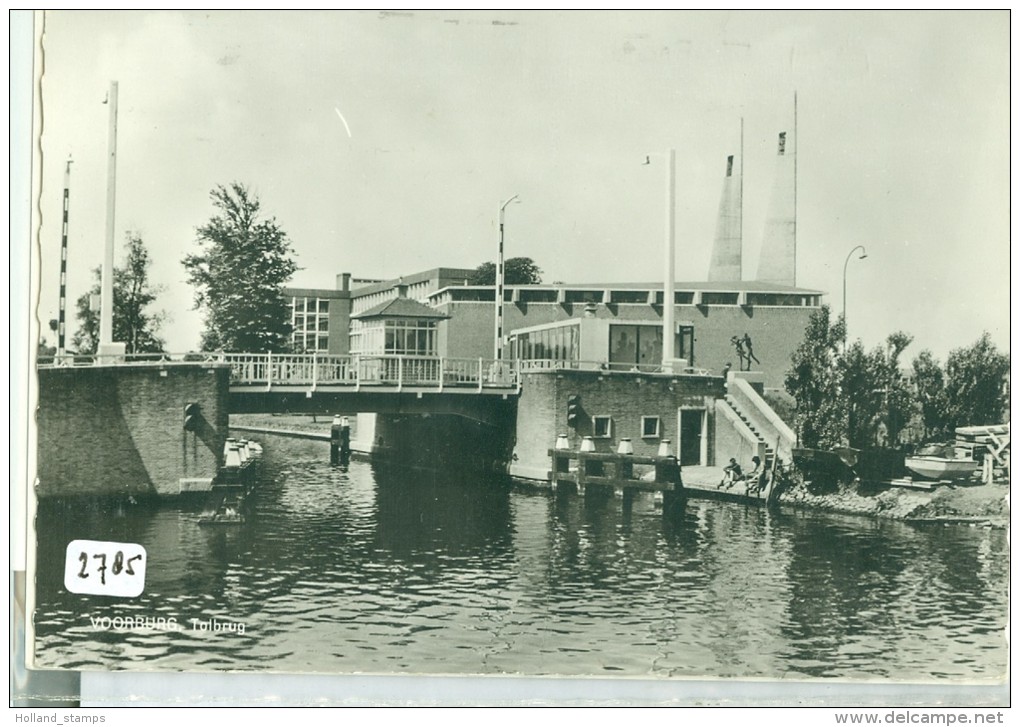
(590, 415, 660, 439)
(431, 288, 820, 307)
(291, 297, 331, 352)
(438, 289, 701, 305)
(350, 318, 440, 356)
(514, 324, 580, 362)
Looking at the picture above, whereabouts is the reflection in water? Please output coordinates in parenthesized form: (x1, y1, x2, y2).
(32, 433, 1008, 680)
(372, 462, 513, 564)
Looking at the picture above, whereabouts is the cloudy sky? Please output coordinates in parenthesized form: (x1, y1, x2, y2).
(31, 10, 1009, 361)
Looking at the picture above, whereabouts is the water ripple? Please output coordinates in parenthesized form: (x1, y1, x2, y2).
(31, 433, 1009, 681)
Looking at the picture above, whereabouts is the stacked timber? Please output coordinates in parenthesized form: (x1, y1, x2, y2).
(954, 424, 1010, 466)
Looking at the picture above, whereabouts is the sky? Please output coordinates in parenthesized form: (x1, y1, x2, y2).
(29, 10, 1010, 362)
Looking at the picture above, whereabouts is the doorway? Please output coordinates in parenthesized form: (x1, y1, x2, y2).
(677, 325, 695, 365)
(679, 409, 705, 466)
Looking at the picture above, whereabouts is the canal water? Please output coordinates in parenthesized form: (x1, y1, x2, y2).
(32, 433, 1008, 682)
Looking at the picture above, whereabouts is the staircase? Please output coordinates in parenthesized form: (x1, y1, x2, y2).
(719, 376, 797, 467)
(724, 394, 776, 465)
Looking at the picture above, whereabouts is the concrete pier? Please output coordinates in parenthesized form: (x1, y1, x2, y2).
(36, 363, 229, 498)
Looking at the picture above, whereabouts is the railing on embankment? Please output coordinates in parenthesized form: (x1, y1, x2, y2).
(37, 352, 522, 392)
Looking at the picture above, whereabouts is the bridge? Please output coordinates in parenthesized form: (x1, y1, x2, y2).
(35, 352, 522, 497)
(38, 352, 522, 417)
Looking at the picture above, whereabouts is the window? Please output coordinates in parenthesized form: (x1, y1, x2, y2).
(512, 323, 580, 365)
(592, 415, 612, 439)
(449, 288, 495, 302)
(745, 293, 807, 307)
(351, 318, 439, 356)
(610, 290, 649, 305)
(652, 291, 695, 305)
(641, 416, 661, 438)
(564, 289, 604, 304)
(700, 292, 740, 306)
(290, 297, 331, 352)
(609, 325, 662, 370)
(518, 289, 558, 303)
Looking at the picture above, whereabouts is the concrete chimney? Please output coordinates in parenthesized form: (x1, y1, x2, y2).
(708, 153, 743, 281)
(336, 272, 351, 292)
(756, 130, 797, 286)
(758, 95, 799, 286)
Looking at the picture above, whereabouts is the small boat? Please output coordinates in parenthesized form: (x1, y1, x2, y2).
(905, 443, 977, 481)
(198, 503, 245, 526)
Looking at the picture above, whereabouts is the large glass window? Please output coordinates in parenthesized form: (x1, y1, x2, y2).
(512, 323, 580, 364)
(610, 326, 638, 366)
(610, 324, 663, 370)
(351, 318, 439, 356)
(290, 297, 331, 352)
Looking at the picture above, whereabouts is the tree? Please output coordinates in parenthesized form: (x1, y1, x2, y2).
(880, 332, 916, 446)
(469, 257, 543, 285)
(839, 340, 882, 448)
(911, 349, 950, 441)
(784, 305, 847, 449)
(72, 233, 166, 355)
(943, 333, 1009, 428)
(182, 183, 298, 352)
(840, 332, 915, 448)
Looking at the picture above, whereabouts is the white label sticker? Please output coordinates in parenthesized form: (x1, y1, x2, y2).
(63, 540, 147, 598)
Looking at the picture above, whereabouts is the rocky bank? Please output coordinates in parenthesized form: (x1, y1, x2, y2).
(781, 477, 1009, 527)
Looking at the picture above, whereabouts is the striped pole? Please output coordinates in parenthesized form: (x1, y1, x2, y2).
(57, 158, 73, 356)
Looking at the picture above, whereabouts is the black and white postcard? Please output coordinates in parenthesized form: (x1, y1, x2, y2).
(21, 10, 1009, 707)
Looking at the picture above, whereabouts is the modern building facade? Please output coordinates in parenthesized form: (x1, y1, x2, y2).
(284, 282, 351, 355)
(280, 130, 809, 477)
(285, 270, 822, 392)
(284, 268, 474, 357)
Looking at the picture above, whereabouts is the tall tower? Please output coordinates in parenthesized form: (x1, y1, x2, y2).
(707, 153, 743, 281)
(757, 98, 798, 286)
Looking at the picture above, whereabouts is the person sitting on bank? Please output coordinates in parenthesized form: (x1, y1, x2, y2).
(745, 456, 765, 494)
(719, 457, 743, 488)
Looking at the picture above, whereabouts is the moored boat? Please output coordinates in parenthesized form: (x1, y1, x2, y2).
(905, 443, 976, 481)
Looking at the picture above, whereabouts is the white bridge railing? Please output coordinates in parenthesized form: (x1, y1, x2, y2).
(37, 352, 712, 385)
(38, 352, 521, 392)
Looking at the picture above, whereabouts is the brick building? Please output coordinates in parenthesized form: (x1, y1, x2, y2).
(285, 270, 822, 392)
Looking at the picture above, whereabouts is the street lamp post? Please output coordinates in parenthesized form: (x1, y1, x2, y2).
(842, 245, 868, 350)
(495, 194, 520, 361)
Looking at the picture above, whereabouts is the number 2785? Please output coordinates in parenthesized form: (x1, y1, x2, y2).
(77, 551, 142, 585)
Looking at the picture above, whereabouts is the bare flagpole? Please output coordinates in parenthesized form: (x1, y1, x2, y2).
(663, 148, 676, 370)
(99, 81, 118, 350)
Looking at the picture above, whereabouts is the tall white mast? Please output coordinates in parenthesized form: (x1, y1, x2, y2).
(99, 81, 118, 348)
(662, 148, 676, 369)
